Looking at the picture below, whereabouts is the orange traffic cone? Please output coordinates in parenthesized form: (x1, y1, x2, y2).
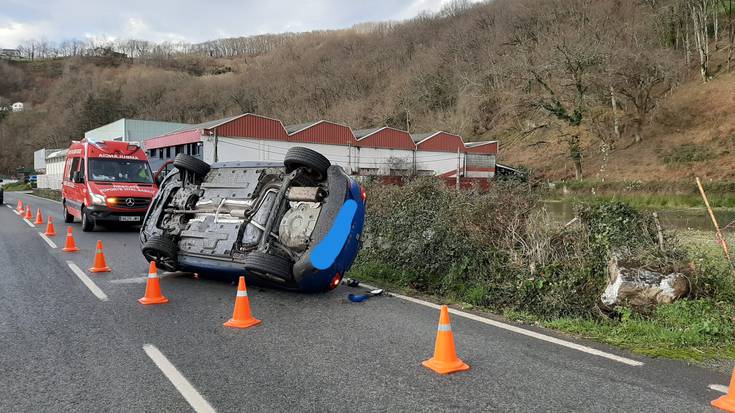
(712, 368, 735, 412)
(44, 216, 56, 236)
(89, 240, 111, 273)
(24, 205, 32, 219)
(16, 199, 23, 213)
(224, 276, 261, 329)
(138, 261, 168, 305)
(422, 305, 470, 374)
(62, 227, 80, 252)
(34, 208, 44, 225)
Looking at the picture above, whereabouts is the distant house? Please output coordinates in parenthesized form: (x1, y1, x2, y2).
(11, 102, 23, 112)
(0, 49, 21, 60)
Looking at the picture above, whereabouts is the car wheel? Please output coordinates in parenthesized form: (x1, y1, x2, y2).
(63, 202, 74, 223)
(244, 251, 293, 282)
(142, 235, 179, 272)
(81, 208, 95, 232)
(173, 154, 210, 179)
(284, 147, 331, 181)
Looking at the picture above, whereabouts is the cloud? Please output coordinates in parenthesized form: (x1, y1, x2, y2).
(0, 18, 49, 48)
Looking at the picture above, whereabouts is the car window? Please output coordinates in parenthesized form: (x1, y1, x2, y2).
(69, 157, 80, 180)
(88, 159, 153, 183)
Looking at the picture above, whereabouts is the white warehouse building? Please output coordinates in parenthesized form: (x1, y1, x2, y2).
(144, 114, 498, 181)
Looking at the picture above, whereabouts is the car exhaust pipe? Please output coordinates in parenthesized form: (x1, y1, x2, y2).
(285, 187, 327, 202)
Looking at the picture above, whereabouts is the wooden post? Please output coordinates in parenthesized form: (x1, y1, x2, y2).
(696, 177, 732, 262)
(652, 212, 665, 253)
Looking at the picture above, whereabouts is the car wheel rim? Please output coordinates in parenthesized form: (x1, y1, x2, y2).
(145, 251, 175, 272)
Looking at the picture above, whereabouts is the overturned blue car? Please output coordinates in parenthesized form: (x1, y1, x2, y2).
(139, 147, 366, 292)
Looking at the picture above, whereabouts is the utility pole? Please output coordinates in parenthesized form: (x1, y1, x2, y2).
(348, 141, 352, 174)
(455, 147, 461, 190)
(213, 129, 218, 163)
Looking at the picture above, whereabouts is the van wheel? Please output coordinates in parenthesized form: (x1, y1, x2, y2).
(173, 154, 210, 179)
(284, 147, 331, 181)
(142, 235, 179, 272)
(63, 202, 74, 223)
(81, 208, 95, 232)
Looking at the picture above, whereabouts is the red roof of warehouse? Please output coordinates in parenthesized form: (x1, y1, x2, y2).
(354, 126, 415, 150)
(286, 120, 356, 146)
(411, 131, 465, 153)
(464, 141, 498, 155)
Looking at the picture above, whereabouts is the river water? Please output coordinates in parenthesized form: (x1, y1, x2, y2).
(543, 201, 735, 233)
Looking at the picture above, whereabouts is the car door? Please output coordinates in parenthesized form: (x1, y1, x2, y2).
(66, 156, 84, 215)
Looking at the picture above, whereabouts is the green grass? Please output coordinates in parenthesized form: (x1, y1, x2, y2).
(539, 300, 735, 361)
(32, 189, 61, 202)
(2, 182, 32, 191)
(547, 179, 735, 209)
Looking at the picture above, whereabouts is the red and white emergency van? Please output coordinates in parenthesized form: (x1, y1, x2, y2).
(62, 139, 157, 231)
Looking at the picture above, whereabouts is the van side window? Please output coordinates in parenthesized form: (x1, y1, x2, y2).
(69, 158, 80, 180)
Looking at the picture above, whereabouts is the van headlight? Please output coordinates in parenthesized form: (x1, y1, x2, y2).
(91, 193, 106, 205)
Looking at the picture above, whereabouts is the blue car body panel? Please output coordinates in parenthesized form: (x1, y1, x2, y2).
(296, 180, 365, 292)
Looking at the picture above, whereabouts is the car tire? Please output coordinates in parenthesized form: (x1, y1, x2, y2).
(63, 202, 74, 223)
(81, 208, 95, 232)
(284, 147, 331, 181)
(173, 154, 210, 179)
(142, 235, 179, 272)
(244, 251, 293, 282)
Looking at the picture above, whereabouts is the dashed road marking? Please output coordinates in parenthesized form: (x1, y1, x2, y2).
(143, 344, 216, 413)
(66, 261, 109, 301)
(38, 232, 57, 249)
(359, 283, 644, 367)
(22, 218, 35, 228)
(710, 384, 729, 394)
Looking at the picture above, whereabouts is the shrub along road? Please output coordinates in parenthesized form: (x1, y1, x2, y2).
(0, 192, 729, 412)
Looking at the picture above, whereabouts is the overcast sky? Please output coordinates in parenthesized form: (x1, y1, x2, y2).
(0, 0, 470, 48)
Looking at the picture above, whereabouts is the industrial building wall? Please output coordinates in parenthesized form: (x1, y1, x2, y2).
(415, 151, 464, 177)
(85, 119, 126, 141)
(202, 137, 353, 171)
(125, 119, 190, 142)
(356, 147, 415, 176)
(43, 158, 66, 190)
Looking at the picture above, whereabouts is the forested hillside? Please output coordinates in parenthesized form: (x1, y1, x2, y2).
(1, 0, 733, 182)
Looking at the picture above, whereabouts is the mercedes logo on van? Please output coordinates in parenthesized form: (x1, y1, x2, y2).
(125, 198, 135, 207)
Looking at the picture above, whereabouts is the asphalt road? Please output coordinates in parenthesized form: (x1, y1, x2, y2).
(0, 191, 731, 412)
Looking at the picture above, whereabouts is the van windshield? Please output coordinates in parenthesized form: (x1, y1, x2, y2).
(88, 159, 153, 184)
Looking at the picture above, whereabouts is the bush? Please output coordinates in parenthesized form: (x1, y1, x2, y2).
(662, 143, 715, 164)
(354, 180, 685, 318)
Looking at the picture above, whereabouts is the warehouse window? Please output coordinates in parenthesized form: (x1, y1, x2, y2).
(166, 147, 171, 158)
(149, 149, 156, 158)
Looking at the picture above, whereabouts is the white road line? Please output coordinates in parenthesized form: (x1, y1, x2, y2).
(143, 344, 216, 413)
(66, 261, 109, 302)
(13, 209, 20, 215)
(5, 204, 14, 210)
(359, 283, 644, 367)
(38, 232, 57, 249)
(710, 384, 729, 393)
(22, 218, 35, 228)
